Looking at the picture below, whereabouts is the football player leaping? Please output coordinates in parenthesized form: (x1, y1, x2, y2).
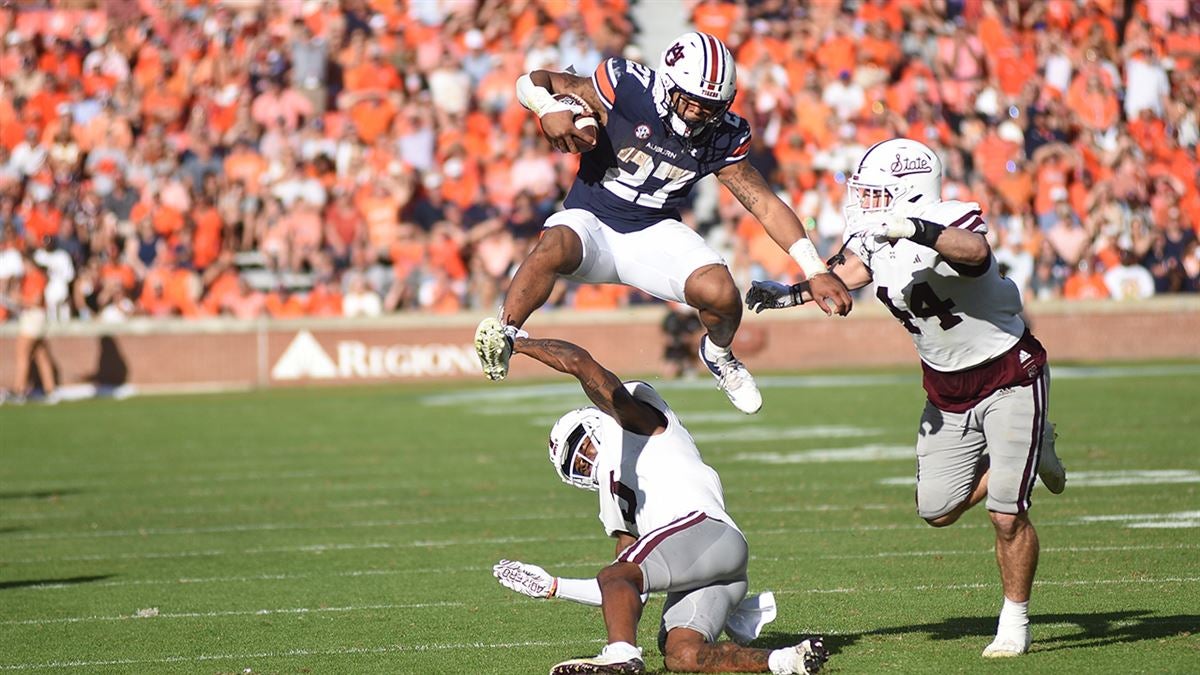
(746, 138, 1068, 658)
(492, 333, 829, 675)
(474, 31, 851, 415)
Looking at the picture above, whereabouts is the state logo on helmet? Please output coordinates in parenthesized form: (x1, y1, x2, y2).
(845, 138, 943, 226)
(656, 31, 737, 140)
(548, 407, 605, 491)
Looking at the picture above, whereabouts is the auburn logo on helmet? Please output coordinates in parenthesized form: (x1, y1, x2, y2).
(664, 43, 685, 66)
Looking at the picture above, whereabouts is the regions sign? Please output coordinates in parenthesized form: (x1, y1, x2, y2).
(272, 330, 479, 380)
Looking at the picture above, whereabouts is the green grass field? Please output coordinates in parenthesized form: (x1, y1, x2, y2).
(2, 363, 1198, 674)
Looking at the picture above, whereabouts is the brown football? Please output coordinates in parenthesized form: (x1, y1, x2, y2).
(554, 93, 598, 151)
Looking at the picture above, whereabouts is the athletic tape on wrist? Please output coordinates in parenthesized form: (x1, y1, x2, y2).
(788, 238, 828, 279)
(516, 73, 571, 119)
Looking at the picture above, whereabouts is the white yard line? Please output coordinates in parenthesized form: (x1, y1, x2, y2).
(771, 576, 1200, 597)
(7, 467, 423, 492)
(420, 364, 1200, 407)
(4, 575, 1197, 632)
(2, 515, 1186, 563)
(796, 615, 1200, 637)
(757, 542, 1200, 561)
(0, 639, 605, 671)
(0, 499, 891, 526)
(2, 602, 463, 626)
(8, 541, 1197, 589)
(0, 506, 1190, 554)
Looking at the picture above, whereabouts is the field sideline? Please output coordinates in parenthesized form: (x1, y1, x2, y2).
(2, 362, 1198, 673)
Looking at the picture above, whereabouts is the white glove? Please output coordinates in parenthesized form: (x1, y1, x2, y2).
(725, 591, 778, 645)
(745, 280, 800, 314)
(868, 197, 931, 241)
(492, 559, 556, 599)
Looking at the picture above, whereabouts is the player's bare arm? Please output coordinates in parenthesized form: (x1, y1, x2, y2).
(717, 160, 853, 316)
(521, 70, 604, 154)
(532, 71, 608, 124)
(512, 337, 665, 435)
(929, 226, 990, 266)
(715, 160, 801, 247)
(829, 250, 873, 290)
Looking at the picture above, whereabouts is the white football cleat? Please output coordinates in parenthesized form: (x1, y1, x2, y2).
(982, 631, 1031, 658)
(474, 317, 513, 381)
(1037, 422, 1066, 494)
(550, 642, 644, 675)
(698, 335, 762, 414)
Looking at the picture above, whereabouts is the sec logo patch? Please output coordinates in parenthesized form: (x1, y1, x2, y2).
(635, 123, 651, 140)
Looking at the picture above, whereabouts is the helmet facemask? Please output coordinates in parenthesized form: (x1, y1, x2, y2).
(548, 408, 604, 491)
(662, 78, 732, 141)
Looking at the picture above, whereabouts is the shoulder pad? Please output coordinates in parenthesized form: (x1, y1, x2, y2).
(914, 200, 986, 233)
(624, 380, 669, 413)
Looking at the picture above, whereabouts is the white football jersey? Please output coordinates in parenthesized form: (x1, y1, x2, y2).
(844, 200, 1026, 372)
(593, 381, 737, 538)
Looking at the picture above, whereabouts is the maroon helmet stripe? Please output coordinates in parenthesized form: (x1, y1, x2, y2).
(704, 33, 722, 84)
(617, 511, 708, 564)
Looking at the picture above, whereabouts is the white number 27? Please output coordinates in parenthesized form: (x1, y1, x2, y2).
(602, 147, 696, 208)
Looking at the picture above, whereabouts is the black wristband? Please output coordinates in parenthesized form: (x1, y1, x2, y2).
(909, 219, 945, 248)
(789, 282, 807, 306)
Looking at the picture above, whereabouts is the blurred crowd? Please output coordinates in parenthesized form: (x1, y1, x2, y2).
(0, 0, 1197, 328)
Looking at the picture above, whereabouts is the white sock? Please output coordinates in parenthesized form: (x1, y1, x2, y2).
(703, 336, 731, 362)
(601, 641, 642, 661)
(501, 324, 528, 342)
(767, 647, 797, 675)
(997, 597, 1029, 634)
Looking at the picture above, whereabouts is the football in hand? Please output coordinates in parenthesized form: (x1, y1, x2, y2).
(553, 93, 598, 152)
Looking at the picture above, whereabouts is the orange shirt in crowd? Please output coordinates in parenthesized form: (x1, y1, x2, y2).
(305, 285, 343, 317)
(427, 234, 467, 281)
(224, 148, 268, 193)
(390, 236, 426, 282)
(201, 268, 241, 315)
(692, 1, 740, 43)
(573, 283, 628, 311)
(1063, 270, 1110, 300)
(22, 204, 61, 243)
(100, 260, 137, 292)
(20, 265, 46, 305)
(359, 193, 400, 250)
(858, 0, 904, 33)
(152, 204, 184, 238)
(1034, 159, 1070, 215)
(192, 206, 223, 270)
(816, 34, 856, 79)
(265, 291, 306, 318)
(350, 97, 396, 145)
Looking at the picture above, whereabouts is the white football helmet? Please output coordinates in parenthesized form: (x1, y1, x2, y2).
(548, 407, 605, 491)
(845, 138, 943, 226)
(656, 31, 737, 139)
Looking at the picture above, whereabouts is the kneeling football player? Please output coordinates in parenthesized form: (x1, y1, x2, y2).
(491, 333, 827, 675)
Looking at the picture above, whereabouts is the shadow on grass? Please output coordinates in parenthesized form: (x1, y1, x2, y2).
(0, 488, 83, 500)
(1029, 611, 1200, 652)
(756, 610, 1198, 655)
(0, 575, 112, 590)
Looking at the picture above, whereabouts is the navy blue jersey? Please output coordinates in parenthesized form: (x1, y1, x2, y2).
(562, 58, 752, 234)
